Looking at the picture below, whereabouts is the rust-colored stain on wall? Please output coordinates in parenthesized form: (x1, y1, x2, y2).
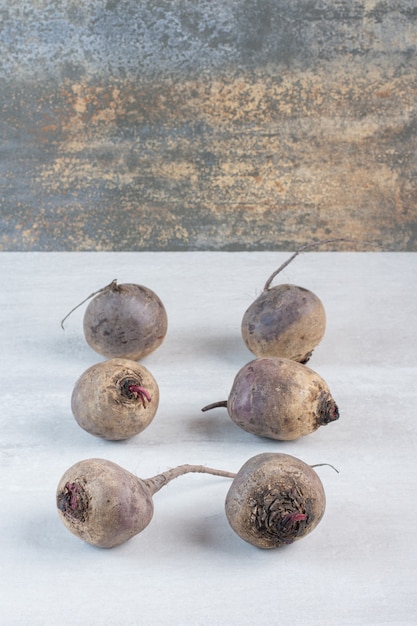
(0, 1, 416, 250)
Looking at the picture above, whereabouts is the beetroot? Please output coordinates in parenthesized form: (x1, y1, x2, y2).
(71, 358, 159, 440)
(242, 283, 325, 363)
(56, 458, 236, 548)
(62, 279, 168, 361)
(241, 240, 350, 363)
(202, 357, 339, 440)
(225, 452, 327, 548)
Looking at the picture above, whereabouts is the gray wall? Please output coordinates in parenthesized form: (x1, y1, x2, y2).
(1, 1, 416, 251)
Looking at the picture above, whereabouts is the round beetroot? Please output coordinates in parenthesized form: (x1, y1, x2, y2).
(240, 239, 353, 363)
(71, 358, 160, 440)
(82, 280, 168, 360)
(242, 283, 326, 363)
(225, 452, 326, 549)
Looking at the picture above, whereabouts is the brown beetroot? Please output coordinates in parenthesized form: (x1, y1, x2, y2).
(242, 284, 326, 363)
(56, 458, 236, 548)
(71, 358, 159, 440)
(241, 240, 351, 363)
(83, 280, 168, 361)
(202, 357, 339, 440)
(62, 279, 168, 360)
(225, 452, 326, 549)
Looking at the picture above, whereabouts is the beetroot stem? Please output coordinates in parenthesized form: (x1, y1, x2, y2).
(60, 279, 118, 329)
(310, 463, 340, 473)
(201, 401, 228, 412)
(263, 238, 374, 291)
(144, 464, 236, 496)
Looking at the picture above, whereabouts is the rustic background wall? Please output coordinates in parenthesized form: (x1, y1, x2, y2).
(0, 0, 416, 251)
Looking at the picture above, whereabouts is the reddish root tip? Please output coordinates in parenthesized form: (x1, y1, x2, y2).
(128, 385, 151, 402)
(282, 512, 307, 525)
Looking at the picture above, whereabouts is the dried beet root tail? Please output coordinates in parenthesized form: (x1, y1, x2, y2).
(316, 392, 340, 426)
(201, 400, 228, 412)
(60, 279, 118, 329)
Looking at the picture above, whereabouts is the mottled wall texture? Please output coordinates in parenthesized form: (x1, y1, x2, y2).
(0, 1, 416, 250)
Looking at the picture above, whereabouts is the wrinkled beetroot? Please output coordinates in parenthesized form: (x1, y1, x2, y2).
(225, 452, 326, 548)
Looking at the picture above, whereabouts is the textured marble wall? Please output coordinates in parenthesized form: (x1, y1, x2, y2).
(1, 1, 416, 250)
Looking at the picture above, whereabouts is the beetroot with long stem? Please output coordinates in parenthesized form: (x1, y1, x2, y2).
(56, 458, 236, 548)
(241, 239, 352, 363)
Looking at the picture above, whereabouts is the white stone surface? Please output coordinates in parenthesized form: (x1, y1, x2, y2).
(1, 251, 416, 626)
